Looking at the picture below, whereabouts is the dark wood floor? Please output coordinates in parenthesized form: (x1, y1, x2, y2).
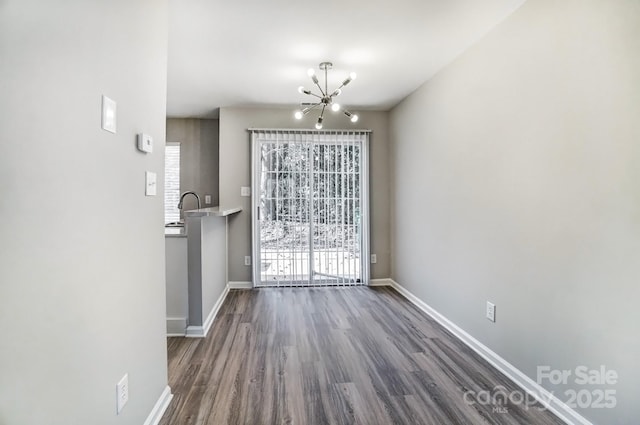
(159, 287, 563, 425)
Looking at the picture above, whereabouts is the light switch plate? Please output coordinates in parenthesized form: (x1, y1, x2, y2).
(241, 186, 251, 197)
(137, 133, 153, 153)
(205, 195, 212, 204)
(145, 171, 157, 196)
(101, 95, 117, 133)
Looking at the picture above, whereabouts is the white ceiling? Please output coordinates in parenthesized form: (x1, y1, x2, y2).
(167, 0, 525, 118)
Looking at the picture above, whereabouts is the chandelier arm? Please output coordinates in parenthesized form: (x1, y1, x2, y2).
(319, 104, 326, 120)
(335, 75, 354, 91)
(304, 102, 323, 113)
(312, 77, 326, 97)
(315, 82, 326, 97)
(335, 81, 347, 91)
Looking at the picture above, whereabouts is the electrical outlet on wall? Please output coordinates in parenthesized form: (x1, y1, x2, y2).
(370, 254, 377, 264)
(116, 373, 129, 414)
(241, 186, 251, 197)
(205, 194, 212, 205)
(486, 301, 496, 322)
(244, 256, 251, 266)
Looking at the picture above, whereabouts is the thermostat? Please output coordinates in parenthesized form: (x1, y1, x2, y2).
(137, 133, 153, 153)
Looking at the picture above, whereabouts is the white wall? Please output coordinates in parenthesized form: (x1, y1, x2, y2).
(0, 1, 169, 424)
(219, 107, 391, 283)
(390, 0, 640, 423)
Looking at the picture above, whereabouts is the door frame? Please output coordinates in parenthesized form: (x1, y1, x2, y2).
(250, 129, 370, 287)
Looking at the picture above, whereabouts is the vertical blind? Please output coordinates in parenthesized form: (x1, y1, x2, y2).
(251, 129, 370, 287)
(164, 143, 181, 224)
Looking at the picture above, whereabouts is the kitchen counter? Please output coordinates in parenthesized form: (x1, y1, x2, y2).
(164, 206, 242, 238)
(164, 204, 243, 336)
(184, 206, 242, 217)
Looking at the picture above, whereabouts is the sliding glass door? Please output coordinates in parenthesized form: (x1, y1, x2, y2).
(251, 130, 369, 287)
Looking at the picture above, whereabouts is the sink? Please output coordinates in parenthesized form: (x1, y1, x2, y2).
(165, 221, 185, 228)
(165, 221, 186, 237)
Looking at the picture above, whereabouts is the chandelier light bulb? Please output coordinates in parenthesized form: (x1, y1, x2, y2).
(294, 110, 303, 120)
(315, 116, 323, 129)
(298, 86, 305, 94)
(331, 89, 342, 97)
(350, 114, 359, 123)
(349, 72, 357, 80)
(307, 68, 315, 77)
(331, 103, 340, 112)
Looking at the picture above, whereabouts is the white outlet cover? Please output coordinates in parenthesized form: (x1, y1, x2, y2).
(486, 301, 496, 322)
(101, 95, 117, 134)
(241, 186, 251, 197)
(370, 254, 377, 264)
(205, 195, 212, 204)
(244, 256, 251, 266)
(145, 171, 157, 196)
(116, 373, 129, 414)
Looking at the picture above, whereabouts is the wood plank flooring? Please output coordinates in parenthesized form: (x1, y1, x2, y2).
(159, 287, 563, 425)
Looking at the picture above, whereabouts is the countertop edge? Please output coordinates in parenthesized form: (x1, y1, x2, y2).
(184, 206, 243, 218)
(164, 229, 187, 238)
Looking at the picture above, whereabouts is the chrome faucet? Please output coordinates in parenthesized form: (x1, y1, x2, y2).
(177, 191, 201, 210)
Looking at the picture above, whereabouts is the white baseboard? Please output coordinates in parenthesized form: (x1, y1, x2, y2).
(186, 284, 230, 338)
(389, 279, 593, 425)
(228, 281, 253, 289)
(166, 317, 187, 337)
(143, 385, 173, 425)
(369, 278, 393, 286)
(185, 325, 205, 337)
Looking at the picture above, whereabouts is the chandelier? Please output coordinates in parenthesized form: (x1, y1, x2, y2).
(294, 61, 359, 129)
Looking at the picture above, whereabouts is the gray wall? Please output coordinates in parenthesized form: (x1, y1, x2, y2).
(185, 216, 227, 328)
(219, 107, 391, 283)
(165, 237, 188, 334)
(199, 217, 228, 323)
(166, 118, 219, 215)
(0, 1, 169, 424)
(390, 0, 639, 423)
